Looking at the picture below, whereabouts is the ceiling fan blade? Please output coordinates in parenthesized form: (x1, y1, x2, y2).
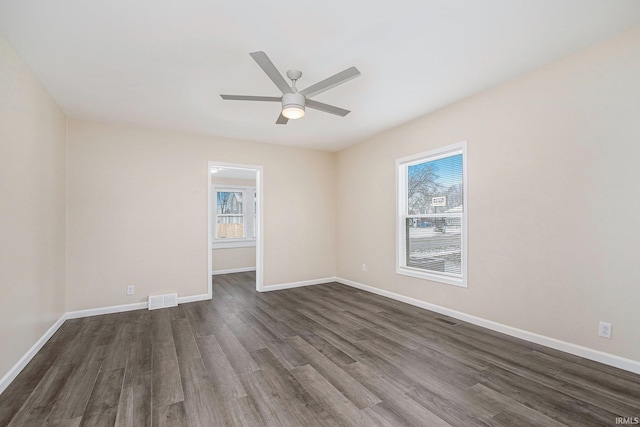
(250, 51, 293, 95)
(300, 66, 361, 98)
(276, 113, 289, 125)
(220, 95, 281, 102)
(306, 99, 351, 117)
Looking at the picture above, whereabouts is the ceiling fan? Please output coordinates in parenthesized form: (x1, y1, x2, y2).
(220, 51, 361, 124)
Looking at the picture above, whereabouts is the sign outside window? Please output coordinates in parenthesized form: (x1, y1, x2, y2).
(432, 196, 447, 207)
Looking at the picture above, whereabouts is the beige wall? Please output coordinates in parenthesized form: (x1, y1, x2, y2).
(66, 119, 336, 310)
(0, 36, 67, 377)
(212, 247, 256, 273)
(211, 177, 256, 272)
(336, 27, 640, 362)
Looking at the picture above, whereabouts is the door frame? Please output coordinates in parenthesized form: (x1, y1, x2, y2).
(208, 161, 264, 295)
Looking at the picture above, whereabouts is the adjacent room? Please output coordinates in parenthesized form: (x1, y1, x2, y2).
(1, 1, 639, 425)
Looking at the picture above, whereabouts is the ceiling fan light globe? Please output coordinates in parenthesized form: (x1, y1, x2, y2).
(282, 106, 305, 119)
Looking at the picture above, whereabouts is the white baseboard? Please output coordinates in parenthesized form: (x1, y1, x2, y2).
(66, 302, 148, 319)
(260, 276, 337, 292)
(212, 267, 256, 275)
(336, 277, 640, 375)
(0, 313, 67, 395)
(66, 292, 213, 319)
(177, 293, 211, 304)
(0, 291, 214, 394)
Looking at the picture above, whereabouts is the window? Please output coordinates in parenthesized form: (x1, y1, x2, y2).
(397, 141, 467, 287)
(213, 186, 256, 247)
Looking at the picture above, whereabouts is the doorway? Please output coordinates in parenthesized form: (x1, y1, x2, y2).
(208, 162, 263, 295)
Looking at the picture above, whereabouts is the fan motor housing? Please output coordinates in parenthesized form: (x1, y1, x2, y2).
(282, 92, 305, 109)
(281, 92, 306, 119)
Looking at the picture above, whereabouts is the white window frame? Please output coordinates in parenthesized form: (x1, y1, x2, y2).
(396, 141, 468, 287)
(212, 185, 256, 249)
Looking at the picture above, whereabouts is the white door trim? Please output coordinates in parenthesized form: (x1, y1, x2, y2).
(208, 161, 264, 294)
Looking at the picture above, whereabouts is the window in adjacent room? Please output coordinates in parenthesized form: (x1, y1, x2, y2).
(213, 186, 256, 247)
(396, 141, 467, 287)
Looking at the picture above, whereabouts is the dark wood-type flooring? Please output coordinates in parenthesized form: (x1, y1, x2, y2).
(1, 272, 639, 426)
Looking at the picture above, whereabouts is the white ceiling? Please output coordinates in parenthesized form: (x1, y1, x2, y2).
(1, 1, 639, 151)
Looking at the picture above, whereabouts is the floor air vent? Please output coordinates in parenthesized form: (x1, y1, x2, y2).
(435, 317, 458, 326)
(148, 293, 178, 310)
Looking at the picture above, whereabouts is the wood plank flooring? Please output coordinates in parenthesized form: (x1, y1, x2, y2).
(1, 272, 639, 426)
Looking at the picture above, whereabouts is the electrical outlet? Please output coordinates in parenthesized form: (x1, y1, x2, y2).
(361, 263, 367, 272)
(598, 321, 612, 339)
(127, 285, 135, 295)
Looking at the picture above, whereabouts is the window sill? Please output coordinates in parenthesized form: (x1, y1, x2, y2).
(212, 239, 256, 249)
(396, 266, 467, 288)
